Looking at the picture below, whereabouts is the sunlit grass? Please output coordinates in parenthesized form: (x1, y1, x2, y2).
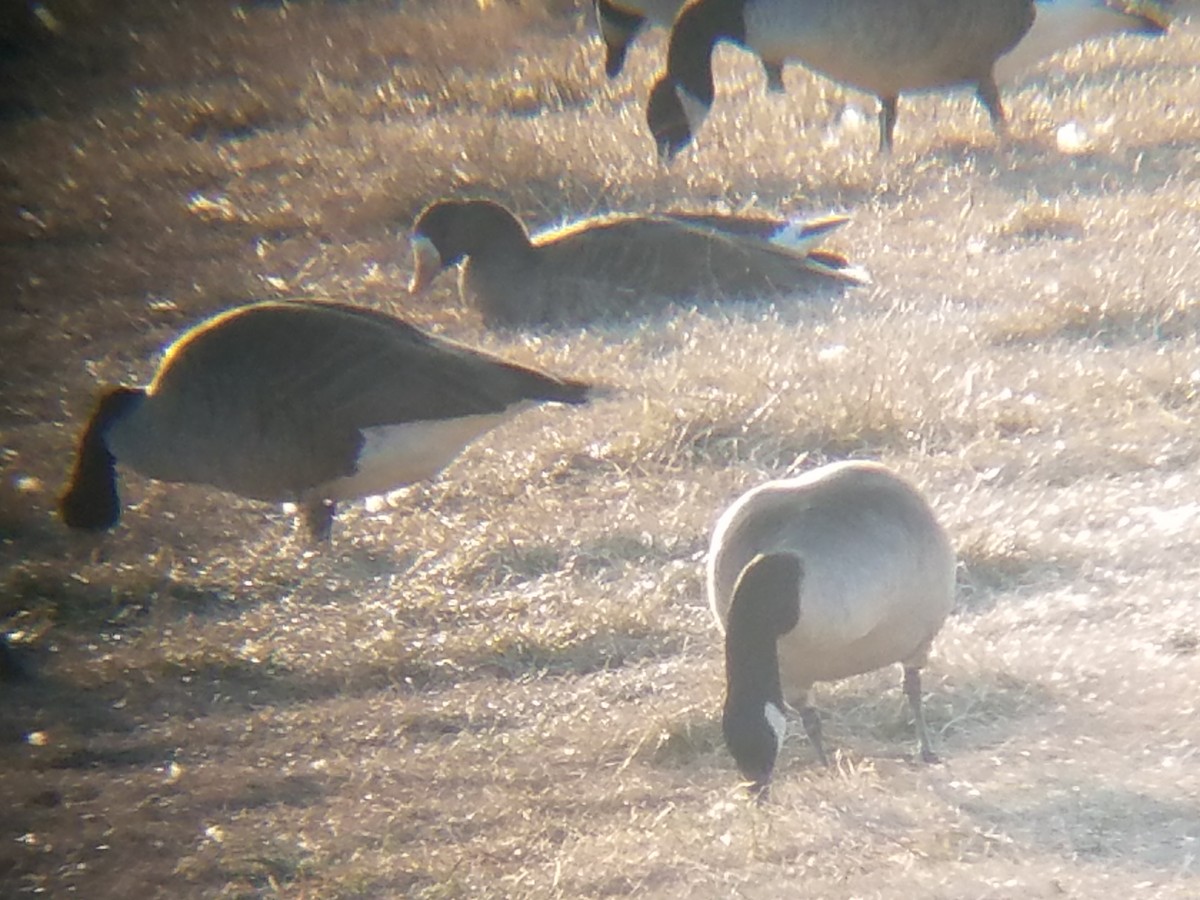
(2, 1, 1200, 897)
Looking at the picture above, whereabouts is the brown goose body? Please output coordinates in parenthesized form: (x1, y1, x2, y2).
(59, 300, 592, 541)
(409, 199, 865, 328)
(709, 461, 956, 791)
(596, 0, 785, 90)
(647, 0, 1168, 156)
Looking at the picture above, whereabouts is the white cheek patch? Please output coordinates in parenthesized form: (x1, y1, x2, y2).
(409, 235, 444, 294)
(326, 411, 520, 501)
(764, 701, 787, 759)
(676, 84, 711, 137)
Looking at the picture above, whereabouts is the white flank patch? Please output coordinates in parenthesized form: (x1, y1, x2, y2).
(764, 701, 788, 759)
(326, 410, 518, 501)
(677, 85, 711, 140)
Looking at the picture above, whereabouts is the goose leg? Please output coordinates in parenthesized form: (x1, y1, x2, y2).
(762, 60, 785, 93)
(302, 497, 336, 544)
(975, 74, 1007, 139)
(903, 665, 939, 763)
(799, 704, 829, 766)
(877, 95, 898, 154)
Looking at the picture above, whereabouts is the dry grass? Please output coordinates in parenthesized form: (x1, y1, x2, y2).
(3, 0, 1200, 896)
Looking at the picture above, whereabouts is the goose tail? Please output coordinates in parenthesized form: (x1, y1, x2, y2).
(545, 376, 596, 406)
(800, 249, 873, 286)
(769, 214, 871, 284)
(767, 214, 851, 255)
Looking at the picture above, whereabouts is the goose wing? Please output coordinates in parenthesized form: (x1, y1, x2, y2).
(149, 301, 587, 496)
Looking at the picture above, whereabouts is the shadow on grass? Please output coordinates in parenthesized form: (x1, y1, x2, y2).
(1, 617, 683, 745)
(468, 274, 856, 334)
(455, 626, 684, 682)
(954, 542, 1083, 617)
(956, 781, 1200, 874)
(2, 562, 241, 635)
(634, 668, 1052, 773)
(947, 133, 1197, 203)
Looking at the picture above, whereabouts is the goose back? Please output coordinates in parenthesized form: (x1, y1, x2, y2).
(112, 301, 587, 501)
(708, 461, 955, 690)
(411, 200, 861, 328)
(737, 0, 1033, 98)
(64, 299, 592, 537)
(652, 0, 1033, 155)
(653, 0, 1167, 155)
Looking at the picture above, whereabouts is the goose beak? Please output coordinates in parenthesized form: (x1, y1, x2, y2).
(647, 77, 692, 165)
(408, 235, 443, 294)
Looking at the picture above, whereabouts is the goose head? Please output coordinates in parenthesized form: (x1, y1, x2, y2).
(59, 386, 146, 531)
(409, 199, 532, 293)
(721, 552, 802, 796)
(646, 76, 707, 162)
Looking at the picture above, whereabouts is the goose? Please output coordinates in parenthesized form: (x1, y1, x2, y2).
(58, 299, 593, 542)
(708, 461, 956, 794)
(646, 0, 1170, 158)
(596, 0, 786, 91)
(408, 198, 867, 328)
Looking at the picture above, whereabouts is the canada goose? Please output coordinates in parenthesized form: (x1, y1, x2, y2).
(646, 0, 1170, 158)
(596, 0, 786, 91)
(709, 461, 956, 794)
(408, 198, 867, 328)
(59, 300, 593, 542)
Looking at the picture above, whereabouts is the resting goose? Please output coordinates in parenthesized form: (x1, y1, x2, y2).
(708, 461, 956, 794)
(596, 0, 785, 91)
(408, 198, 867, 328)
(646, 0, 1170, 158)
(59, 300, 593, 542)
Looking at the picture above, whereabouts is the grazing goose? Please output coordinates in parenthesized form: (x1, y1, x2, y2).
(596, 0, 786, 91)
(59, 300, 593, 542)
(646, 0, 1170, 158)
(708, 461, 956, 794)
(408, 198, 867, 328)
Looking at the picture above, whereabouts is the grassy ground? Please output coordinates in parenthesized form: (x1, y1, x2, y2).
(2, 0, 1200, 896)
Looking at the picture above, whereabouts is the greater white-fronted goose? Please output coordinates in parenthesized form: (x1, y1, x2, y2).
(708, 461, 956, 795)
(59, 300, 593, 542)
(596, 0, 785, 91)
(646, 0, 1169, 158)
(408, 198, 867, 328)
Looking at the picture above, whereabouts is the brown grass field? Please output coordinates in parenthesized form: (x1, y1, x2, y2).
(2, 0, 1200, 896)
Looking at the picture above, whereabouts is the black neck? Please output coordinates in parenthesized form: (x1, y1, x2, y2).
(721, 553, 802, 785)
(668, 0, 746, 105)
(421, 200, 535, 267)
(597, 0, 644, 35)
(724, 565, 793, 712)
(58, 387, 143, 531)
